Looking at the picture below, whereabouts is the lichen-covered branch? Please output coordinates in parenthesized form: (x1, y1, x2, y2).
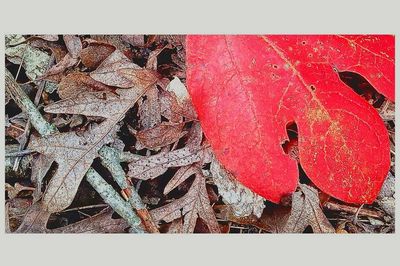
(85, 168, 144, 233)
(99, 146, 159, 233)
(5, 69, 57, 136)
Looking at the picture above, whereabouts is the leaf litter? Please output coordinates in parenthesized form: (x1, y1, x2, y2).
(5, 34, 395, 234)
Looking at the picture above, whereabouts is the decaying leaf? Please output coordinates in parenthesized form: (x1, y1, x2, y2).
(63, 35, 82, 59)
(40, 53, 78, 82)
(29, 38, 68, 63)
(128, 146, 205, 180)
(218, 184, 334, 233)
(50, 208, 128, 233)
(146, 44, 173, 70)
(187, 35, 393, 204)
(209, 156, 265, 218)
(30, 153, 54, 202)
(81, 39, 116, 69)
(138, 85, 162, 129)
(90, 50, 158, 88)
(6, 198, 33, 232)
(135, 122, 186, 150)
(15, 201, 51, 233)
(5, 183, 35, 199)
(283, 184, 335, 233)
(120, 35, 145, 47)
(164, 165, 198, 194)
(151, 169, 220, 233)
(28, 122, 118, 212)
(165, 77, 196, 119)
(58, 72, 114, 99)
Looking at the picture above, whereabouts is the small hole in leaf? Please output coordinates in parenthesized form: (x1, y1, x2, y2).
(281, 121, 298, 160)
(273, 64, 278, 69)
(301, 41, 307, 45)
(310, 85, 316, 91)
(303, 225, 313, 233)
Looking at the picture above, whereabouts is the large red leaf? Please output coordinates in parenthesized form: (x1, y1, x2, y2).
(186, 35, 394, 204)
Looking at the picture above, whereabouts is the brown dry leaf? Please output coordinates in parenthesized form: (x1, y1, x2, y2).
(45, 88, 143, 120)
(118, 68, 159, 88)
(6, 198, 33, 232)
(30, 153, 54, 202)
(186, 121, 203, 147)
(90, 50, 158, 88)
(39, 53, 78, 82)
(283, 184, 335, 233)
(34, 35, 59, 42)
(15, 201, 51, 233)
(127, 146, 205, 180)
(218, 184, 334, 233)
(159, 89, 184, 122)
(146, 44, 173, 70)
(5, 183, 35, 199)
(5, 203, 11, 233)
(138, 85, 161, 129)
(136, 122, 186, 150)
(81, 39, 116, 69)
(167, 218, 184, 233)
(58, 72, 114, 99)
(150, 169, 220, 233)
(121, 35, 145, 47)
(63, 35, 82, 59)
(28, 122, 118, 213)
(90, 35, 130, 52)
(216, 204, 291, 233)
(29, 38, 67, 63)
(164, 165, 198, 195)
(165, 77, 196, 119)
(51, 208, 128, 233)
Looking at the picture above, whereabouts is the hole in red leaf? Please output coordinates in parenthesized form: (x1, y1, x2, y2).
(281, 121, 298, 160)
(338, 71, 385, 108)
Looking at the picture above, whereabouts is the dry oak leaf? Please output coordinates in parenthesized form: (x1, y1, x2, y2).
(150, 168, 220, 233)
(63, 35, 82, 59)
(219, 184, 334, 233)
(135, 122, 187, 150)
(90, 49, 158, 89)
(81, 39, 116, 69)
(58, 72, 115, 99)
(28, 122, 118, 213)
(51, 208, 128, 233)
(128, 146, 205, 181)
(187, 35, 394, 204)
(32, 51, 150, 213)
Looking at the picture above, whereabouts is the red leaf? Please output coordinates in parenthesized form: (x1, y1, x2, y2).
(186, 35, 394, 204)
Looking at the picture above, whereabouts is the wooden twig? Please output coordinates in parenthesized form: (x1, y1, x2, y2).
(323, 201, 385, 220)
(6, 149, 36, 157)
(85, 168, 144, 233)
(99, 146, 160, 233)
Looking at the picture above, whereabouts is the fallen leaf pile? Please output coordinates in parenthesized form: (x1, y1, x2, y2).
(5, 34, 395, 233)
